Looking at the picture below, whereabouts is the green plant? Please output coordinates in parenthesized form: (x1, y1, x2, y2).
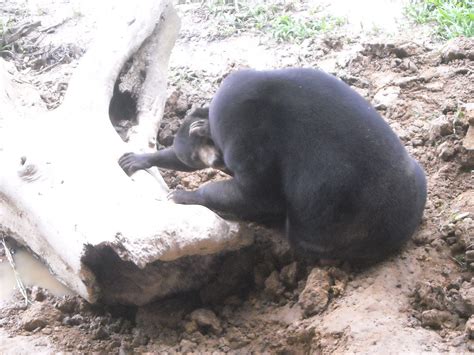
(405, 0, 474, 39)
(271, 14, 346, 42)
(203, 1, 345, 41)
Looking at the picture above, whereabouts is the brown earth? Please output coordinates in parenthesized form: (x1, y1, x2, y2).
(1, 1, 473, 353)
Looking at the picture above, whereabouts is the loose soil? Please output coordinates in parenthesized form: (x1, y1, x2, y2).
(1, 0, 473, 353)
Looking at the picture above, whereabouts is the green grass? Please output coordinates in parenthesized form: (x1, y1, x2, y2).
(405, 0, 474, 39)
(271, 14, 346, 42)
(203, 1, 346, 42)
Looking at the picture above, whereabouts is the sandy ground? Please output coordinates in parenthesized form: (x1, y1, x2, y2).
(0, 0, 473, 353)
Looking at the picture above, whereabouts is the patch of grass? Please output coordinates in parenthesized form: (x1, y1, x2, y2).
(405, 0, 474, 39)
(205, 1, 282, 36)
(271, 14, 346, 42)
(203, 0, 346, 41)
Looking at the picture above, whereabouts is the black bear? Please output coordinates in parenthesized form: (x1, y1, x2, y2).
(120, 68, 427, 262)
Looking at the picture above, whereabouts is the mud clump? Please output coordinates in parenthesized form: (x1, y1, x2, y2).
(298, 268, 331, 317)
(21, 301, 61, 332)
(412, 278, 474, 332)
(158, 89, 192, 147)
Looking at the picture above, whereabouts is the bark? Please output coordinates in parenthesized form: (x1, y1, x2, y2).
(0, 0, 251, 305)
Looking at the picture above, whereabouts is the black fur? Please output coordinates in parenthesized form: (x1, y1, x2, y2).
(119, 107, 225, 175)
(167, 68, 427, 261)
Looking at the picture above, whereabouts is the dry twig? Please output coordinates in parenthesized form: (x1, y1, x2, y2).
(1, 237, 31, 307)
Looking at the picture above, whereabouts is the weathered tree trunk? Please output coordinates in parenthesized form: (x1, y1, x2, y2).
(0, 0, 251, 305)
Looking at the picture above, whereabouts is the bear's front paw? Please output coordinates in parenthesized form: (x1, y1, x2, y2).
(118, 153, 152, 176)
(167, 190, 198, 205)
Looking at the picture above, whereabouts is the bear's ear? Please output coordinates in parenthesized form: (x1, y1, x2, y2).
(189, 119, 211, 137)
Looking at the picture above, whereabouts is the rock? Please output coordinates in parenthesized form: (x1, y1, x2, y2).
(466, 316, 474, 339)
(394, 76, 420, 88)
(269, 238, 293, 267)
(463, 103, 474, 126)
(440, 37, 474, 63)
(429, 115, 453, 140)
(69, 314, 84, 326)
(179, 339, 197, 352)
(414, 282, 447, 310)
(93, 326, 110, 340)
(412, 230, 436, 245)
(399, 58, 418, 73)
(184, 320, 198, 334)
(425, 82, 444, 92)
(466, 250, 474, 262)
(280, 262, 299, 289)
(421, 309, 458, 329)
(437, 142, 456, 161)
(189, 308, 222, 335)
(30, 286, 47, 302)
(21, 302, 61, 332)
(461, 126, 474, 168)
(298, 268, 331, 317)
(391, 42, 424, 58)
(264, 271, 285, 300)
(459, 281, 474, 316)
(23, 318, 47, 332)
(373, 86, 400, 110)
(55, 296, 79, 314)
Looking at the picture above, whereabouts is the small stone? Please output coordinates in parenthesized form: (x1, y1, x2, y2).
(30, 286, 46, 302)
(280, 262, 299, 289)
(440, 37, 472, 63)
(298, 268, 331, 317)
(442, 100, 457, 114)
(466, 250, 474, 262)
(463, 103, 474, 126)
(412, 230, 435, 245)
(264, 271, 285, 299)
(466, 316, 474, 339)
(189, 308, 222, 335)
(463, 126, 474, 150)
(69, 314, 84, 326)
(184, 320, 198, 334)
(23, 318, 46, 332)
(179, 339, 196, 352)
(21, 302, 61, 332)
(437, 142, 456, 161)
(459, 281, 474, 315)
(93, 326, 110, 340)
(421, 309, 458, 329)
(56, 296, 78, 314)
(41, 327, 52, 335)
(440, 223, 456, 238)
(394, 76, 419, 88)
(451, 335, 466, 347)
(373, 86, 400, 110)
(429, 115, 453, 140)
(391, 42, 424, 58)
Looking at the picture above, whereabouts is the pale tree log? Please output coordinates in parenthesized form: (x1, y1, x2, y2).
(0, 0, 252, 305)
